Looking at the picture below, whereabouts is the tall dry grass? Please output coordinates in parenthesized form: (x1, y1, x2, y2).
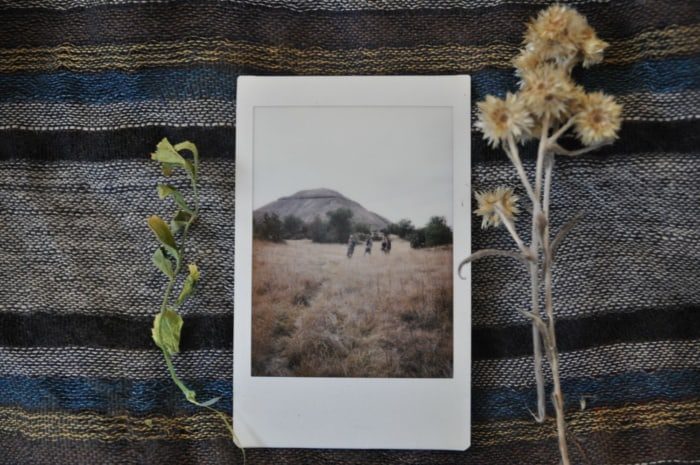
(252, 237, 453, 377)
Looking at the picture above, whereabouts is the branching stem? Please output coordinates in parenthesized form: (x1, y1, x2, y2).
(550, 141, 610, 157)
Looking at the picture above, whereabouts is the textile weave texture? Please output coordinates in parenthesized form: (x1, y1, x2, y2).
(1, 0, 699, 464)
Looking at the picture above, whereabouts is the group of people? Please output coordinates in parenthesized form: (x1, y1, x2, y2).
(346, 233, 391, 258)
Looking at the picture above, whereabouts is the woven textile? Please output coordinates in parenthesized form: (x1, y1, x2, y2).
(0, 0, 699, 464)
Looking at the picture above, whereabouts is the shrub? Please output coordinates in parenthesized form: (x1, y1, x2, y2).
(254, 213, 284, 242)
(424, 216, 453, 247)
(282, 214, 305, 239)
(326, 208, 354, 243)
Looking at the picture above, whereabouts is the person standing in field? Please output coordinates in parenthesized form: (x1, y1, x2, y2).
(382, 233, 391, 254)
(364, 236, 372, 256)
(347, 235, 356, 258)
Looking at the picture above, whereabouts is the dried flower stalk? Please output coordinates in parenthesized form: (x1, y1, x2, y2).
(462, 5, 622, 464)
(146, 139, 244, 457)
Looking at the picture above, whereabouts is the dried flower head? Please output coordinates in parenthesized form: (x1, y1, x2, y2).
(513, 48, 545, 76)
(474, 187, 520, 229)
(574, 92, 622, 145)
(520, 64, 575, 121)
(524, 4, 608, 68)
(524, 5, 586, 62)
(576, 26, 609, 67)
(476, 93, 534, 148)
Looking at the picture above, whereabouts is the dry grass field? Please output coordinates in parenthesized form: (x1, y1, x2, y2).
(252, 237, 453, 378)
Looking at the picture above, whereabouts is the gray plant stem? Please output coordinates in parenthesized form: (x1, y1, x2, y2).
(506, 133, 547, 423)
(542, 148, 571, 465)
(531, 115, 550, 424)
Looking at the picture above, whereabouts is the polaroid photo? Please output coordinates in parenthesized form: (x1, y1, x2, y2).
(234, 75, 471, 450)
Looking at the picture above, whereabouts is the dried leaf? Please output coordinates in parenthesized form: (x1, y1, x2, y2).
(151, 308, 183, 356)
(151, 138, 194, 178)
(174, 141, 199, 179)
(177, 263, 200, 305)
(171, 210, 193, 234)
(152, 247, 174, 278)
(147, 215, 177, 249)
(157, 184, 193, 213)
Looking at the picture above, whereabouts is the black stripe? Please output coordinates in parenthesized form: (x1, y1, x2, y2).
(0, 1, 697, 49)
(0, 305, 697, 359)
(1, 120, 698, 163)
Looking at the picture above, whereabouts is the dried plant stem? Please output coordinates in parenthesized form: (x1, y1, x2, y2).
(548, 117, 575, 144)
(550, 141, 609, 157)
(506, 136, 537, 205)
(542, 230, 570, 465)
(541, 138, 570, 465)
(530, 114, 550, 424)
(506, 133, 547, 423)
(496, 206, 529, 255)
(468, 119, 575, 463)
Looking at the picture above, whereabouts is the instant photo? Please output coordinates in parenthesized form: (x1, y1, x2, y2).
(234, 76, 471, 449)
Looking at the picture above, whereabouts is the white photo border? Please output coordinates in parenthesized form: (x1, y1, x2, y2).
(234, 75, 471, 450)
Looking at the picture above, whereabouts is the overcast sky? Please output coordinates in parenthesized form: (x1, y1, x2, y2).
(253, 106, 453, 227)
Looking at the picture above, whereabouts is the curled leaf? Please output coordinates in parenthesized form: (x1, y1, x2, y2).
(157, 184, 176, 200)
(177, 263, 200, 305)
(174, 141, 199, 179)
(152, 308, 183, 356)
(188, 263, 200, 281)
(171, 210, 193, 234)
(151, 138, 194, 178)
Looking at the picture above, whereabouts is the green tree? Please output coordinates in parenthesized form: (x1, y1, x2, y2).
(353, 222, 371, 235)
(409, 228, 426, 249)
(254, 213, 284, 242)
(282, 214, 304, 239)
(424, 216, 453, 247)
(326, 208, 354, 243)
(309, 215, 328, 243)
(388, 218, 416, 238)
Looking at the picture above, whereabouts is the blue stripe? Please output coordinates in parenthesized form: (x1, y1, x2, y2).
(2, 56, 698, 104)
(0, 377, 233, 414)
(1, 369, 697, 420)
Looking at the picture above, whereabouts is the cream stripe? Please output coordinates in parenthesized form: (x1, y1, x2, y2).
(1, 398, 697, 444)
(0, 23, 697, 73)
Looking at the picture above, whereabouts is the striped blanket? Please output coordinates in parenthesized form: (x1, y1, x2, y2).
(0, 1, 698, 464)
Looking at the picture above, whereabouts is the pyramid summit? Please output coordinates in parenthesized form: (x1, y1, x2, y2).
(254, 188, 390, 229)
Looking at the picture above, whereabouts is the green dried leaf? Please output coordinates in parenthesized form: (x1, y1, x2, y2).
(151, 138, 194, 178)
(148, 215, 180, 265)
(157, 184, 193, 213)
(197, 396, 221, 408)
(147, 215, 177, 249)
(174, 141, 199, 179)
(152, 247, 174, 278)
(161, 163, 177, 177)
(177, 263, 200, 305)
(151, 308, 183, 356)
(171, 210, 193, 234)
(157, 184, 176, 200)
